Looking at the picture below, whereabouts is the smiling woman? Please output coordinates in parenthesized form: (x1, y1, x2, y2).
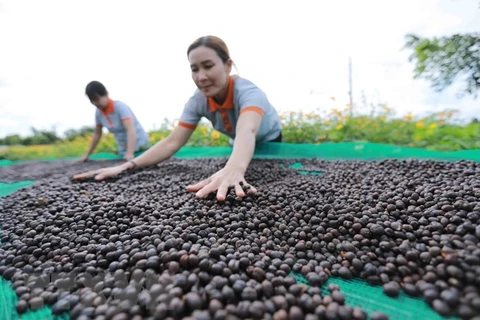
(73, 35, 283, 201)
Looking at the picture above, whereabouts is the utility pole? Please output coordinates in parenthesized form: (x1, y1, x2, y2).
(348, 57, 353, 115)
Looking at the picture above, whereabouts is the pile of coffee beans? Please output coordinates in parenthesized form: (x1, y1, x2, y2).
(0, 158, 479, 320)
(0, 159, 125, 183)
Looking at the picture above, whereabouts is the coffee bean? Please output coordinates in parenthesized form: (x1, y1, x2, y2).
(402, 283, 418, 297)
(383, 281, 400, 297)
(1, 158, 479, 319)
(29, 296, 44, 310)
(331, 290, 345, 305)
(370, 311, 389, 320)
(289, 306, 304, 320)
(432, 299, 452, 317)
(273, 309, 288, 320)
(338, 267, 352, 279)
(15, 300, 28, 314)
(352, 307, 367, 320)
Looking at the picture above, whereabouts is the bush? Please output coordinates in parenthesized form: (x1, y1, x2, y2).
(1, 107, 479, 161)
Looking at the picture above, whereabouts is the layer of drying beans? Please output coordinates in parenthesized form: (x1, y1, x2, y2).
(0, 158, 479, 320)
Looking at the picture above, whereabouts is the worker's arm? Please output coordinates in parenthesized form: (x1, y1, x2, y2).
(73, 125, 195, 180)
(80, 124, 103, 162)
(186, 110, 263, 201)
(122, 118, 136, 160)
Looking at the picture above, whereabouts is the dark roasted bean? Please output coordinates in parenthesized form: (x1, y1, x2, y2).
(0, 158, 478, 319)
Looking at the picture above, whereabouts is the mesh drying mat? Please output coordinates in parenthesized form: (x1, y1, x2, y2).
(290, 272, 460, 320)
(1, 142, 478, 319)
(3, 142, 480, 165)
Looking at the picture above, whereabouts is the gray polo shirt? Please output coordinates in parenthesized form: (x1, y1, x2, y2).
(178, 76, 282, 142)
(95, 99, 150, 155)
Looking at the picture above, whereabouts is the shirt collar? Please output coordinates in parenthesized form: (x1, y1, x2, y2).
(208, 76, 234, 112)
(102, 98, 115, 114)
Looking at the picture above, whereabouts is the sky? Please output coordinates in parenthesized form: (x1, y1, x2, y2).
(0, 0, 479, 137)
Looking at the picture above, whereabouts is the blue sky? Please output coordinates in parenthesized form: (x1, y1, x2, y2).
(0, 0, 479, 137)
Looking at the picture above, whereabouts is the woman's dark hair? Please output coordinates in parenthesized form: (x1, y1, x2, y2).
(187, 36, 230, 63)
(85, 81, 108, 101)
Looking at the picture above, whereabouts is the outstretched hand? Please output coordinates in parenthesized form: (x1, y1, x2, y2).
(78, 154, 90, 163)
(123, 153, 134, 161)
(72, 165, 126, 181)
(186, 166, 257, 201)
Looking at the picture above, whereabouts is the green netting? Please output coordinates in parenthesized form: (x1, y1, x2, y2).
(0, 160, 14, 167)
(173, 142, 480, 162)
(290, 272, 459, 320)
(286, 162, 324, 176)
(0, 181, 35, 197)
(2, 142, 480, 166)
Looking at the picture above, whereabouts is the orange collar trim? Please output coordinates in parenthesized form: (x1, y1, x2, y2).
(102, 99, 115, 114)
(208, 76, 234, 112)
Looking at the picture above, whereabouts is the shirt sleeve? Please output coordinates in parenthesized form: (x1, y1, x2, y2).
(178, 95, 203, 130)
(115, 101, 134, 121)
(236, 85, 267, 117)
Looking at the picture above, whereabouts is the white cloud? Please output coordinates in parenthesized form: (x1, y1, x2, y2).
(0, 0, 479, 137)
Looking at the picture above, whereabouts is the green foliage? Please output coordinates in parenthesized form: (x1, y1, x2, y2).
(404, 32, 480, 98)
(1, 125, 97, 146)
(0, 127, 61, 146)
(64, 126, 95, 141)
(2, 108, 480, 161)
(0, 135, 23, 146)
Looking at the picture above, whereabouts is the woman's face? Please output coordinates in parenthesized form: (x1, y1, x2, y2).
(188, 46, 232, 101)
(90, 95, 109, 110)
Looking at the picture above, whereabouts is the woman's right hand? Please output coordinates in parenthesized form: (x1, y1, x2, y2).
(73, 164, 127, 181)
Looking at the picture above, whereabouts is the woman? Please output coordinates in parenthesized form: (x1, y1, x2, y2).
(81, 81, 151, 161)
(74, 36, 282, 202)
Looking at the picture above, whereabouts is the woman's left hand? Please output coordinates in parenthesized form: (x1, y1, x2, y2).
(123, 153, 135, 161)
(186, 166, 257, 201)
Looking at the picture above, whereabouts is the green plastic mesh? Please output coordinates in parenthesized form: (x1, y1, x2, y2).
(0, 160, 14, 167)
(1, 142, 478, 319)
(253, 142, 480, 161)
(0, 181, 35, 197)
(289, 272, 460, 320)
(174, 142, 480, 162)
(3, 142, 480, 165)
(287, 162, 324, 176)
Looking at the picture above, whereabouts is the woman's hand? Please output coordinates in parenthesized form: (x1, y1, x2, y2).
(73, 126, 195, 182)
(186, 166, 257, 201)
(123, 152, 134, 161)
(73, 164, 127, 181)
(79, 154, 90, 163)
(188, 111, 264, 201)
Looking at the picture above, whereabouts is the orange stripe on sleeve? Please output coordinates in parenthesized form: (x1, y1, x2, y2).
(240, 106, 265, 116)
(122, 117, 132, 121)
(178, 121, 197, 130)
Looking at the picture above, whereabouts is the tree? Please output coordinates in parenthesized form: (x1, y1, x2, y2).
(64, 126, 95, 141)
(22, 127, 61, 145)
(2, 135, 23, 146)
(403, 32, 480, 98)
